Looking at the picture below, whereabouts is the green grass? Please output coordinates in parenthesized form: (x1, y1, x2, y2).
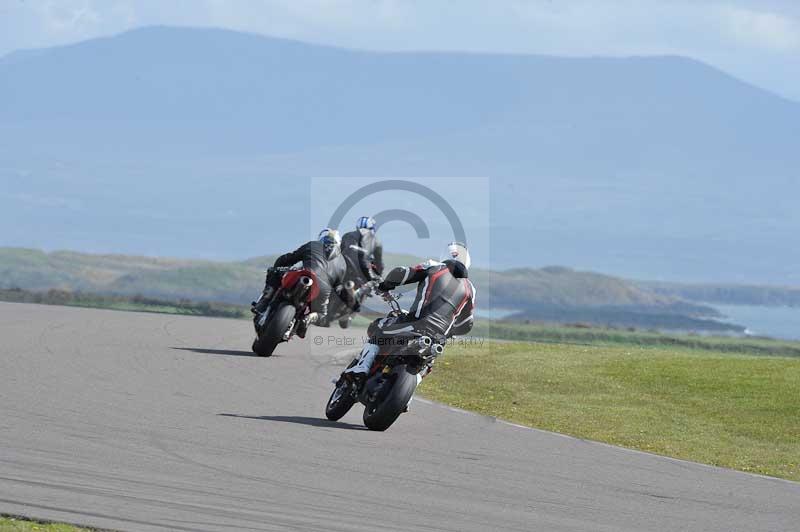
(420, 341, 800, 481)
(0, 517, 91, 532)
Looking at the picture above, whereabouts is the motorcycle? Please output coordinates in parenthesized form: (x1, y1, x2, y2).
(324, 291, 445, 431)
(251, 267, 319, 357)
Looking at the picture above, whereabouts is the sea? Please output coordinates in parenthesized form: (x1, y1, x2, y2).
(710, 304, 800, 341)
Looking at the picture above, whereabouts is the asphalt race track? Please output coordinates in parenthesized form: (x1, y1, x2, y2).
(1, 303, 798, 531)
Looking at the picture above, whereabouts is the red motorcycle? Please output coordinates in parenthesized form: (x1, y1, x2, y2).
(251, 267, 319, 357)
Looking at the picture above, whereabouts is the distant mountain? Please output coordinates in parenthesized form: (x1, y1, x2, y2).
(1, 26, 798, 282)
(0, 247, 262, 304)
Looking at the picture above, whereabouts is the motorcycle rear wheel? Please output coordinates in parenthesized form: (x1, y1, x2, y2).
(252, 303, 296, 357)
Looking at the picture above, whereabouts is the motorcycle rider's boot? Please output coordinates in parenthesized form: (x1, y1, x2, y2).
(297, 312, 319, 339)
(343, 343, 379, 379)
(252, 287, 274, 314)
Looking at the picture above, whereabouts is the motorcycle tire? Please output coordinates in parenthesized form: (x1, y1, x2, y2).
(326, 359, 358, 420)
(362, 365, 418, 431)
(252, 303, 296, 357)
(325, 379, 357, 421)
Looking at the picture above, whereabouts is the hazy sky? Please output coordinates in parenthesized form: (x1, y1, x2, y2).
(2, 0, 799, 100)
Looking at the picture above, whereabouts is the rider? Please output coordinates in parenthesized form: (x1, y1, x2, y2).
(253, 228, 347, 336)
(341, 216, 384, 283)
(343, 241, 476, 377)
(336, 216, 385, 325)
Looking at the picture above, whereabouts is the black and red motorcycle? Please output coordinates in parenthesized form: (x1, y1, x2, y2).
(251, 267, 319, 357)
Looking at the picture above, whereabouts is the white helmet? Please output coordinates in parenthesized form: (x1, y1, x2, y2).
(442, 241, 470, 270)
(318, 228, 342, 260)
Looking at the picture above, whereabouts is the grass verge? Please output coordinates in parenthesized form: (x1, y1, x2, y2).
(420, 341, 800, 481)
(0, 516, 92, 531)
(0, 288, 248, 319)
(472, 320, 800, 357)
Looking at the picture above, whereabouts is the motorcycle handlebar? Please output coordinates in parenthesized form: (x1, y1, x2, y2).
(354, 279, 380, 300)
(381, 290, 403, 313)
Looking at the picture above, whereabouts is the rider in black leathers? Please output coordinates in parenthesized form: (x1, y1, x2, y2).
(253, 229, 347, 336)
(343, 242, 476, 377)
(341, 216, 384, 284)
(332, 217, 385, 326)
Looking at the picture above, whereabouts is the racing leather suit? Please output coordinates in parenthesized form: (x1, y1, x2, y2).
(341, 228, 384, 284)
(345, 259, 475, 376)
(373, 259, 475, 340)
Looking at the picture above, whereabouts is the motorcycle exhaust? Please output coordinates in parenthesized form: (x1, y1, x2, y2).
(430, 344, 444, 357)
(292, 276, 314, 305)
(416, 336, 433, 355)
(344, 280, 355, 290)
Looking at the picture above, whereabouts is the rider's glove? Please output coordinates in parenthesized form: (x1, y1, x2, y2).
(380, 291, 395, 303)
(377, 281, 392, 293)
(372, 283, 389, 299)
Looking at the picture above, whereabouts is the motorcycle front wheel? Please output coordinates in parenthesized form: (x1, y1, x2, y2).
(325, 378, 357, 421)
